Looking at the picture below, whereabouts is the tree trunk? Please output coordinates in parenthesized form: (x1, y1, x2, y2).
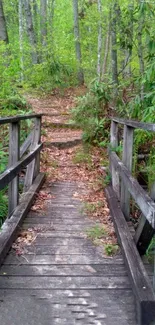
(97, 0, 102, 78)
(0, 0, 8, 42)
(122, 3, 134, 79)
(47, 0, 54, 52)
(111, 2, 118, 89)
(73, 0, 84, 85)
(40, 0, 47, 48)
(101, 11, 111, 81)
(137, 1, 145, 100)
(24, 0, 38, 64)
(18, 0, 24, 80)
(31, 0, 39, 43)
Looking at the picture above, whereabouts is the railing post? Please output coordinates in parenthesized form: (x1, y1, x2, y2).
(8, 121, 20, 217)
(120, 125, 134, 220)
(110, 120, 120, 198)
(24, 117, 41, 192)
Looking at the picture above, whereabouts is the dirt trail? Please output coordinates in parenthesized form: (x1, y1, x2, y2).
(27, 87, 117, 250)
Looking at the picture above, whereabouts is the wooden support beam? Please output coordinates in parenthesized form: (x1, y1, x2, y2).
(110, 120, 120, 198)
(8, 122, 20, 217)
(135, 181, 155, 255)
(121, 125, 134, 220)
(0, 114, 43, 125)
(110, 151, 155, 228)
(111, 117, 155, 132)
(20, 131, 33, 158)
(0, 143, 42, 191)
(24, 117, 41, 192)
(105, 186, 155, 325)
(0, 173, 45, 267)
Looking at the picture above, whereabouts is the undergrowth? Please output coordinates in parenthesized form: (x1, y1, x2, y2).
(0, 189, 8, 226)
(72, 80, 111, 145)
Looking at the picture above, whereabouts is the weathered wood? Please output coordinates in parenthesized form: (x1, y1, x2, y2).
(0, 275, 131, 289)
(105, 186, 155, 325)
(0, 143, 42, 191)
(120, 125, 134, 220)
(4, 253, 123, 265)
(111, 117, 155, 132)
(0, 173, 45, 267)
(20, 131, 33, 158)
(110, 151, 155, 228)
(0, 180, 137, 325)
(0, 263, 128, 276)
(8, 122, 20, 217)
(24, 117, 41, 192)
(110, 120, 120, 198)
(0, 114, 43, 125)
(135, 182, 155, 255)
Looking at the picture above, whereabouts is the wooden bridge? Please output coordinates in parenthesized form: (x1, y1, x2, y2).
(0, 114, 155, 325)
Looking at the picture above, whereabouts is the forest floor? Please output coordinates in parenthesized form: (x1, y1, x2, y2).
(26, 87, 118, 253)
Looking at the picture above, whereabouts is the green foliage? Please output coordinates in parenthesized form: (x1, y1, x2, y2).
(72, 148, 92, 166)
(1, 94, 29, 111)
(103, 173, 111, 186)
(0, 143, 8, 173)
(109, 144, 123, 154)
(146, 236, 155, 264)
(84, 202, 97, 213)
(104, 244, 119, 256)
(0, 189, 8, 226)
(24, 60, 75, 90)
(87, 225, 107, 240)
(72, 80, 111, 144)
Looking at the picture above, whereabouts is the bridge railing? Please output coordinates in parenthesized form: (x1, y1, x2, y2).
(108, 117, 155, 325)
(110, 117, 155, 255)
(0, 114, 43, 218)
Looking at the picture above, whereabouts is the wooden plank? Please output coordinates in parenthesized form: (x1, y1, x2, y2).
(0, 143, 42, 191)
(120, 125, 134, 220)
(0, 275, 131, 289)
(24, 117, 41, 192)
(0, 173, 45, 266)
(135, 182, 155, 255)
(8, 122, 20, 217)
(0, 264, 128, 276)
(136, 218, 155, 255)
(111, 117, 155, 132)
(0, 114, 43, 125)
(20, 131, 32, 158)
(105, 186, 155, 325)
(4, 254, 124, 265)
(110, 151, 155, 228)
(110, 120, 120, 198)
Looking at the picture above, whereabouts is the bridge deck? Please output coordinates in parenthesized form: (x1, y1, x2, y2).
(0, 181, 137, 325)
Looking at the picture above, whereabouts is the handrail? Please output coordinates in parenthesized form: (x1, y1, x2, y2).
(0, 114, 42, 218)
(0, 113, 43, 125)
(0, 144, 42, 191)
(111, 117, 155, 132)
(109, 117, 155, 255)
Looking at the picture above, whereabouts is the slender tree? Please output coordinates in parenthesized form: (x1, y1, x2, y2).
(18, 0, 24, 79)
(111, 1, 118, 87)
(0, 0, 8, 42)
(40, 0, 47, 47)
(101, 11, 111, 81)
(24, 0, 38, 64)
(122, 3, 134, 79)
(31, 0, 39, 44)
(97, 0, 102, 78)
(137, 1, 145, 100)
(73, 0, 84, 85)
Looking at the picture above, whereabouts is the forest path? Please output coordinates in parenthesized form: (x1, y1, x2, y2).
(0, 87, 136, 324)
